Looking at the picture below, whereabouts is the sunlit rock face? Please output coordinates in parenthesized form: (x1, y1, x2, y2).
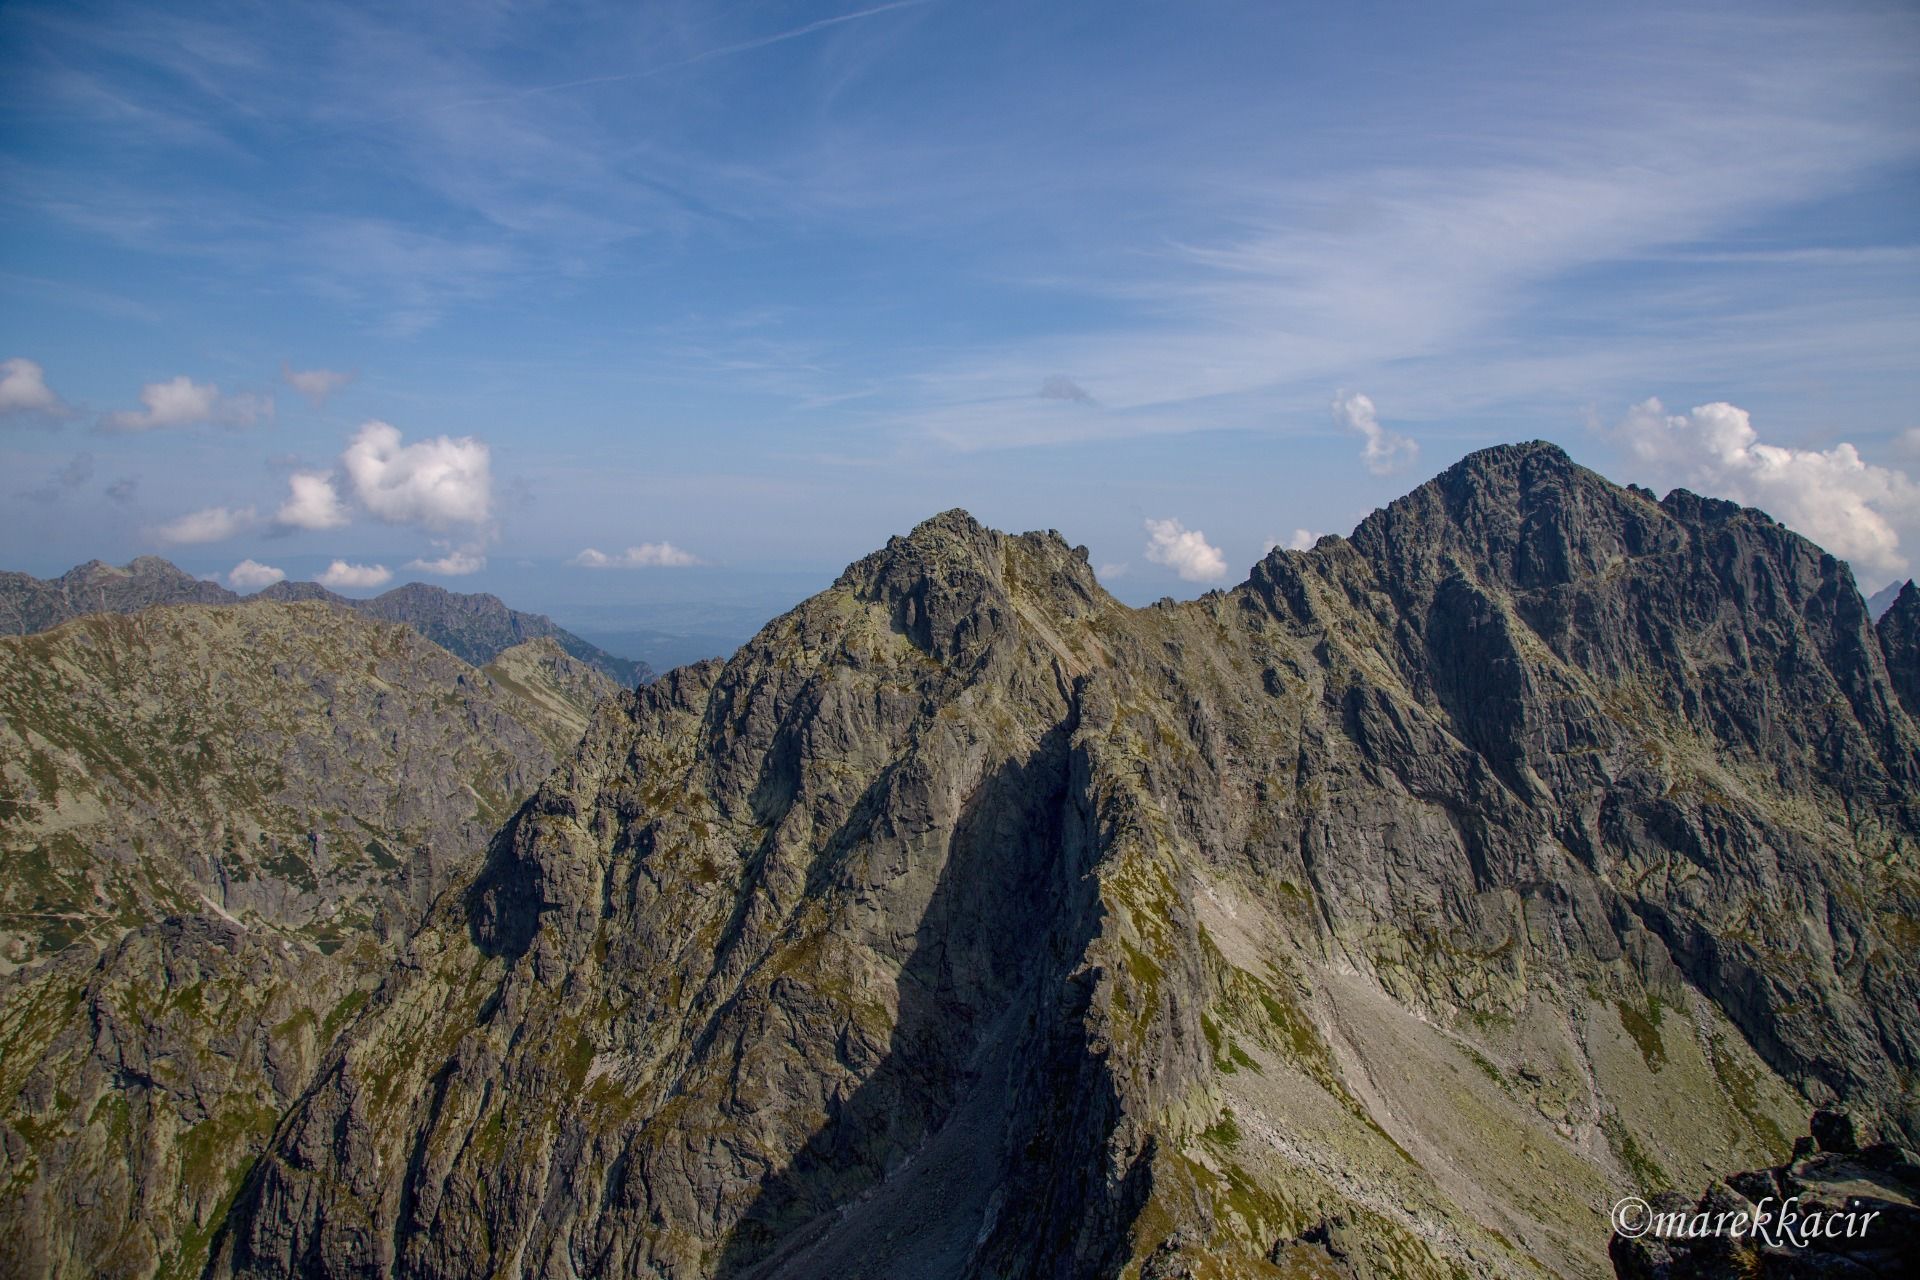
(0, 605, 616, 1280)
(14, 442, 1917, 1280)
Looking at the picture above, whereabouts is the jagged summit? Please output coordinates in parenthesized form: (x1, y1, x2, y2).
(7, 447, 1918, 1280)
(831, 508, 1104, 666)
(191, 444, 1920, 1280)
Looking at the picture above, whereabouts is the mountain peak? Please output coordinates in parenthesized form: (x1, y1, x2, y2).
(1349, 438, 1677, 596)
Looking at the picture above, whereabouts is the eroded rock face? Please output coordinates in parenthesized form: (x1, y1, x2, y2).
(1609, 1109, 1919, 1279)
(206, 444, 1920, 1280)
(0, 606, 618, 1280)
(1880, 581, 1920, 724)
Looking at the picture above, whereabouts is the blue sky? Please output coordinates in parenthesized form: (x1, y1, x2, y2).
(3, 0, 1917, 647)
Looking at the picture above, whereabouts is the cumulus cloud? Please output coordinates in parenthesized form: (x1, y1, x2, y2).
(1334, 392, 1418, 475)
(1038, 375, 1096, 404)
(1264, 528, 1321, 554)
(153, 505, 256, 546)
(282, 363, 354, 407)
(275, 471, 350, 530)
(405, 549, 486, 575)
(571, 543, 700, 569)
(318, 560, 392, 590)
(1144, 517, 1229, 582)
(100, 376, 272, 431)
(0, 357, 69, 419)
(1096, 561, 1129, 581)
(227, 559, 286, 591)
(342, 421, 490, 530)
(1612, 398, 1918, 579)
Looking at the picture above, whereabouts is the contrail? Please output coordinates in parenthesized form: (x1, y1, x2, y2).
(466, 1, 933, 107)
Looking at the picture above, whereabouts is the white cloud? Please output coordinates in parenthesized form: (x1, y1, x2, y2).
(317, 560, 392, 590)
(275, 471, 350, 530)
(571, 542, 700, 568)
(405, 549, 486, 575)
(282, 363, 354, 407)
(227, 559, 286, 591)
(1333, 392, 1417, 476)
(1096, 561, 1129, 581)
(100, 376, 272, 431)
(1611, 398, 1917, 579)
(0, 357, 67, 418)
(1264, 529, 1320, 554)
(341, 421, 491, 530)
(153, 505, 256, 545)
(1143, 517, 1228, 582)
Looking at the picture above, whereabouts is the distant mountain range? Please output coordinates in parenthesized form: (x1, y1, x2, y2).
(0, 557, 650, 686)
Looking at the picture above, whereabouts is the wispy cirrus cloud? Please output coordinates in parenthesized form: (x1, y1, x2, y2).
(19, 451, 93, 502)
(282, 363, 354, 406)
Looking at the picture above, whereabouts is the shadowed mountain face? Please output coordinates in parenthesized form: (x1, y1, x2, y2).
(202, 444, 1917, 1280)
(0, 607, 617, 1280)
(0, 560, 649, 687)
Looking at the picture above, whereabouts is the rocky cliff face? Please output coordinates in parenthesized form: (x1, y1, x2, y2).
(206, 443, 1918, 1280)
(1879, 581, 1920, 725)
(0, 606, 617, 1280)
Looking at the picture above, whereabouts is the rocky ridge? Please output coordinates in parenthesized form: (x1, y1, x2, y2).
(0, 605, 619, 1279)
(0, 559, 648, 686)
(0, 559, 234, 636)
(256, 579, 651, 686)
(205, 443, 1918, 1279)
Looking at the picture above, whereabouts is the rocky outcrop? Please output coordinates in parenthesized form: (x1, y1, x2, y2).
(211, 444, 1920, 1279)
(1609, 1109, 1918, 1278)
(1879, 581, 1920, 723)
(0, 603, 619, 1280)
